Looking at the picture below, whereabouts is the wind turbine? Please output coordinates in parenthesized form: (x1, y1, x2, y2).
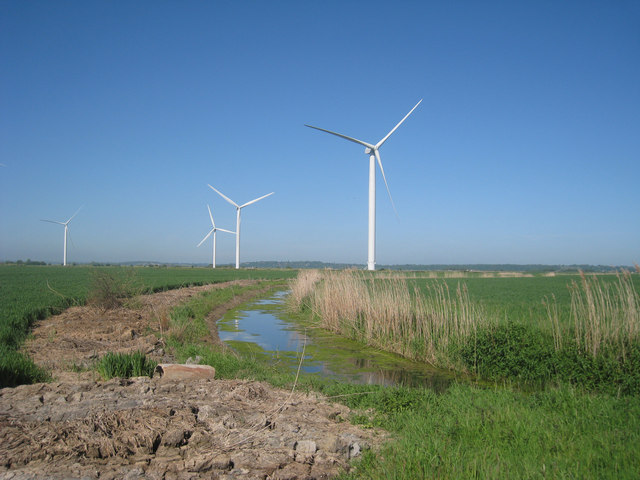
(207, 185, 273, 269)
(197, 205, 235, 269)
(305, 99, 422, 271)
(41, 207, 82, 266)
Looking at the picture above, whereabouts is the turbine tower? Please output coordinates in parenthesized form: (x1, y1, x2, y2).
(207, 185, 273, 269)
(41, 207, 82, 266)
(197, 204, 235, 269)
(305, 99, 422, 270)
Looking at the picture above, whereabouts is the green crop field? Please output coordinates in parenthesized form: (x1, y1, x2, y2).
(422, 274, 640, 325)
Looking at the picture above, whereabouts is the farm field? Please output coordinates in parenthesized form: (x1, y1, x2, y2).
(0, 264, 296, 386)
(1, 266, 639, 478)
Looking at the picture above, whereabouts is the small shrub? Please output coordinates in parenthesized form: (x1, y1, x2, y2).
(87, 269, 139, 310)
(460, 322, 555, 382)
(95, 351, 157, 379)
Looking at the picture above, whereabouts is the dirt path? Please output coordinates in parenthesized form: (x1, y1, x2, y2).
(1, 281, 385, 479)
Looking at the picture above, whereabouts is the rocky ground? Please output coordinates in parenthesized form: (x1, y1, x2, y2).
(0, 281, 385, 479)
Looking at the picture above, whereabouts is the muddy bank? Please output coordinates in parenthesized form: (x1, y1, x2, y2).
(2, 280, 386, 479)
(23, 280, 271, 381)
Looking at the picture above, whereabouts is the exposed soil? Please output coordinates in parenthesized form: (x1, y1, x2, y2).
(1, 281, 385, 479)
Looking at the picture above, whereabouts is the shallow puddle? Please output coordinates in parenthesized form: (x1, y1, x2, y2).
(218, 291, 458, 389)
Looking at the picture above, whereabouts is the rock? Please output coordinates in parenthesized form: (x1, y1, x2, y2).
(294, 440, 317, 454)
(196, 404, 216, 422)
(154, 364, 216, 381)
(333, 434, 364, 459)
(162, 429, 189, 447)
(271, 462, 311, 480)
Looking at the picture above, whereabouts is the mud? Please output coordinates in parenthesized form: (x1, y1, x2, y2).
(1, 281, 385, 479)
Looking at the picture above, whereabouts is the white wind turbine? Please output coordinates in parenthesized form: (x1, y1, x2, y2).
(207, 185, 273, 269)
(305, 99, 422, 271)
(41, 207, 82, 266)
(197, 204, 235, 269)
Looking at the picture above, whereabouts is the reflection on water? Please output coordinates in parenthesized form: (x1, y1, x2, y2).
(218, 291, 456, 390)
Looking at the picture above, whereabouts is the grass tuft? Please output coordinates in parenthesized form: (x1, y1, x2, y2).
(95, 351, 157, 379)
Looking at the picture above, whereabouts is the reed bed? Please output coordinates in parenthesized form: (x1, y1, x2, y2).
(546, 270, 639, 361)
(289, 269, 488, 369)
(290, 268, 640, 393)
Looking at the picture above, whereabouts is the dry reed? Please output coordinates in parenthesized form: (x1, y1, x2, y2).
(568, 270, 639, 360)
(288, 269, 488, 368)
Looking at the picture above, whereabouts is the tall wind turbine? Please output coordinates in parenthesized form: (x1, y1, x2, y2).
(197, 205, 235, 269)
(207, 185, 273, 269)
(305, 99, 422, 271)
(41, 207, 82, 266)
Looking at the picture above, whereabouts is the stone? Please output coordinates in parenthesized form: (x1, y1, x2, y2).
(294, 440, 317, 454)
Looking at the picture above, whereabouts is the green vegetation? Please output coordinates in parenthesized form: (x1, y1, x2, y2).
(2, 264, 639, 477)
(0, 264, 296, 387)
(160, 280, 640, 479)
(95, 351, 157, 380)
(289, 269, 640, 394)
(336, 383, 640, 479)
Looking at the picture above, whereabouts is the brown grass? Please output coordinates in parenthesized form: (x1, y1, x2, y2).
(545, 270, 640, 360)
(569, 270, 639, 360)
(288, 269, 489, 368)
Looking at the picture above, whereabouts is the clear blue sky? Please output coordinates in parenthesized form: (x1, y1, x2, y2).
(1, 1, 638, 266)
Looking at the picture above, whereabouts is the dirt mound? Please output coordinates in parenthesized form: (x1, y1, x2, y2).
(2, 281, 386, 479)
(23, 280, 267, 381)
(1, 376, 381, 479)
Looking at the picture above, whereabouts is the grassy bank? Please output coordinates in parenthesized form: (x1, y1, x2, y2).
(0, 264, 296, 387)
(289, 269, 640, 394)
(160, 282, 640, 479)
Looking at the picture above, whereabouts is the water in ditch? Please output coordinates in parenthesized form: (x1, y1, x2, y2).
(217, 290, 459, 389)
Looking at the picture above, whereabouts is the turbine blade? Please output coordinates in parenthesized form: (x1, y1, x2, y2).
(207, 204, 216, 228)
(41, 219, 65, 225)
(197, 229, 214, 247)
(65, 206, 83, 225)
(375, 149, 398, 217)
(305, 125, 375, 150)
(67, 227, 76, 249)
(376, 99, 422, 149)
(217, 228, 235, 234)
(240, 192, 274, 208)
(207, 185, 239, 208)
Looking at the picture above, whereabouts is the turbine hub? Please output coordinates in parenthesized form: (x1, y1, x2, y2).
(365, 147, 373, 155)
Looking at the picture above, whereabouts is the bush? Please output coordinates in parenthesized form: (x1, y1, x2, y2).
(87, 269, 138, 310)
(95, 351, 157, 379)
(460, 322, 556, 382)
(459, 322, 640, 395)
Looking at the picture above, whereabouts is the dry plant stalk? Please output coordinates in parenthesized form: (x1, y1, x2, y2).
(290, 269, 487, 368)
(287, 269, 321, 311)
(569, 270, 639, 360)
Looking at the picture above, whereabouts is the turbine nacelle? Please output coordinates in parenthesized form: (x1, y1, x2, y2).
(365, 146, 374, 155)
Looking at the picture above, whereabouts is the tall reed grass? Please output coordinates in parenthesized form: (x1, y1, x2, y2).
(290, 269, 640, 393)
(289, 269, 488, 369)
(546, 270, 639, 361)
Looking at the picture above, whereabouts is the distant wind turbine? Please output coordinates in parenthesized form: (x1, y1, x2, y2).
(197, 205, 235, 269)
(305, 99, 422, 270)
(41, 207, 82, 266)
(207, 185, 273, 269)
